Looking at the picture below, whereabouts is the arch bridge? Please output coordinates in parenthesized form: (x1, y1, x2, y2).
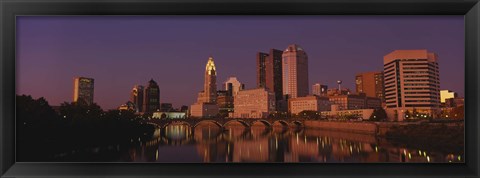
(144, 117, 306, 130)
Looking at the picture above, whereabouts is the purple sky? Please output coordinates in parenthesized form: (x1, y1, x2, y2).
(17, 16, 464, 110)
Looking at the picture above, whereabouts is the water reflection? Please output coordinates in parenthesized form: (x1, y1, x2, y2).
(123, 123, 463, 163)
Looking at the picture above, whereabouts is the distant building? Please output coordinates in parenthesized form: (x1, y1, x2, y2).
(288, 95, 330, 115)
(282, 44, 309, 99)
(224, 76, 244, 96)
(383, 50, 441, 121)
(233, 88, 275, 118)
(143, 79, 160, 113)
(327, 88, 351, 96)
(191, 56, 219, 117)
(180, 105, 189, 112)
(355, 71, 385, 101)
(312, 83, 328, 97)
(328, 93, 381, 110)
(73, 77, 94, 105)
(130, 85, 144, 112)
(190, 103, 219, 118)
(217, 90, 234, 116)
(440, 90, 457, 103)
(160, 103, 173, 112)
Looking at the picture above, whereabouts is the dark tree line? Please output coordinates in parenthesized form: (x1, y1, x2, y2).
(16, 95, 155, 161)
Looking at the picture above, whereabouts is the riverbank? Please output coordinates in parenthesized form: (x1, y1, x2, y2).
(384, 124, 464, 153)
(304, 120, 378, 134)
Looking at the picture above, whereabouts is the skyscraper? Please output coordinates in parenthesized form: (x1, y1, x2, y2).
(197, 56, 217, 104)
(130, 85, 144, 112)
(256, 49, 283, 101)
(355, 71, 385, 101)
(383, 49, 441, 120)
(73, 77, 94, 105)
(143, 79, 160, 113)
(312, 83, 328, 97)
(191, 56, 219, 117)
(282, 44, 309, 99)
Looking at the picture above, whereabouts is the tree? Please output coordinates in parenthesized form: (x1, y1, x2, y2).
(298, 110, 320, 120)
(59, 100, 103, 120)
(404, 110, 412, 120)
(369, 108, 387, 121)
(451, 105, 465, 120)
(16, 95, 60, 128)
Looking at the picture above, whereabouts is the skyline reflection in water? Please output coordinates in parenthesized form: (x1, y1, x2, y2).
(123, 122, 463, 163)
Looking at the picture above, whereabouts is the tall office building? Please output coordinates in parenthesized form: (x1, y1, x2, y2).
(224, 76, 244, 96)
(143, 79, 160, 113)
(312, 83, 328, 97)
(355, 71, 385, 101)
(191, 56, 219, 117)
(130, 85, 144, 112)
(383, 49, 441, 120)
(282, 44, 309, 99)
(256, 49, 283, 101)
(197, 56, 217, 103)
(73, 77, 94, 105)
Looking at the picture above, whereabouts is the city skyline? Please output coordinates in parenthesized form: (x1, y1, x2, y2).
(17, 16, 464, 109)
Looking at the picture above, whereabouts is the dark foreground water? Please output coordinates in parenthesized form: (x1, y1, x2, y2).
(110, 123, 462, 163)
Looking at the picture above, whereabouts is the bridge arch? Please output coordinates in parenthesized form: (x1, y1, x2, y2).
(162, 121, 191, 128)
(291, 120, 304, 127)
(223, 119, 250, 128)
(251, 119, 272, 127)
(193, 120, 223, 128)
(272, 120, 290, 127)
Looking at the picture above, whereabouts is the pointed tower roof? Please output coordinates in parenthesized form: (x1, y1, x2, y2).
(205, 56, 216, 74)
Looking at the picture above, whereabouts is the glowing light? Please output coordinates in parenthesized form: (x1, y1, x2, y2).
(427, 156, 430, 162)
(408, 153, 412, 159)
(458, 155, 461, 161)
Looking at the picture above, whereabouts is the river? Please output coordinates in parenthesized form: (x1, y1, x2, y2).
(118, 122, 463, 163)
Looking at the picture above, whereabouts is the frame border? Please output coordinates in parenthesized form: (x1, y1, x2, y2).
(1, 0, 479, 177)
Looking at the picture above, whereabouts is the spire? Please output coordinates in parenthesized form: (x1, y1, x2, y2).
(205, 56, 216, 75)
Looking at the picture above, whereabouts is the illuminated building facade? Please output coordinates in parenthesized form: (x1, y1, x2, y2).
(73, 77, 94, 105)
(130, 85, 144, 112)
(355, 71, 385, 101)
(328, 93, 381, 110)
(440, 90, 457, 103)
(288, 95, 331, 115)
(282, 44, 309, 99)
(233, 88, 275, 118)
(224, 76, 244, 96)
(217, 90, 234, 116)
(143, 79, 160, 113)
(383, 50, 441, 121)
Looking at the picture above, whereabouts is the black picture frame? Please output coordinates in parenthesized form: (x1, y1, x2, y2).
(1, 0, 479, 177)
